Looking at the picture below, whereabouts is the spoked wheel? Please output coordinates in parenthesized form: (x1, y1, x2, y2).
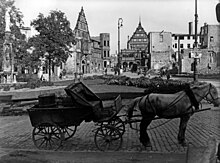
(32, 123, 63, 150)
(106, 116, 125, 136)
(61, 126, 77, 140)
(94, 125, 123, 151)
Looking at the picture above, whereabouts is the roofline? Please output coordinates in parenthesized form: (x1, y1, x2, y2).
(172, 33, 199, 36)
(91, 38, 100, 43)
(148, 31, 172, 34)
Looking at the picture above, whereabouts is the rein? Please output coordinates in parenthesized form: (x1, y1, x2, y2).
(123, 107, 211, 131)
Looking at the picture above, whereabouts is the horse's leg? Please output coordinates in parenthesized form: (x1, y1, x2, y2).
(177, 114, 191, 146)
(140, 117, 153, 147)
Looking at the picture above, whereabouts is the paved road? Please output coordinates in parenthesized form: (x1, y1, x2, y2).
(0, 103, 219, 153)
(0, 72, 219, 162)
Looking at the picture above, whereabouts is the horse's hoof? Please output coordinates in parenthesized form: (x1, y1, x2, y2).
(142, 141, 152, 148)
(179, 141, 187, 147)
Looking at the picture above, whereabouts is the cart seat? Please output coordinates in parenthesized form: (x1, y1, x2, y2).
(90, 101, 101, 108)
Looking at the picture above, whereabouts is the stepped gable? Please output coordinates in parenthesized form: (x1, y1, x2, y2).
(128, 20, 148, 51)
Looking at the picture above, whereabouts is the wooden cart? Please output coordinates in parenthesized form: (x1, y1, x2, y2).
(27, 82, 124, 151)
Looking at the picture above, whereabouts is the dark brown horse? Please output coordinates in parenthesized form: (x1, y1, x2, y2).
(126, 83, 220, 147)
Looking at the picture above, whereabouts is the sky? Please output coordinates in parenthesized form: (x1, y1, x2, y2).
(14, 0, 219, 54)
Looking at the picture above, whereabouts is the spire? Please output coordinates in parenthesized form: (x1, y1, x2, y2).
(139, 16, 141, 26)
(80, 6, 84, 16)
(74, 6, 90, 40)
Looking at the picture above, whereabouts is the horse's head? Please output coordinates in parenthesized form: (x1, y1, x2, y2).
(205, 83, 220, 107)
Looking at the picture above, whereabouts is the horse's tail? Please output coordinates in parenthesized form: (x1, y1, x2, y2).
(126, 97, 141, 119)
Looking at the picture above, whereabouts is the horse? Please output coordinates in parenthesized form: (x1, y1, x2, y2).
(126, 83, 220, 147)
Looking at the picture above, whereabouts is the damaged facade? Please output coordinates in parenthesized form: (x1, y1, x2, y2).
(180, 23, 220, 74)
(148, 31, 173, 70)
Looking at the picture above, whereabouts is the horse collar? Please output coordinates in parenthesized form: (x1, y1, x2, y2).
(185, 87, 199, 110)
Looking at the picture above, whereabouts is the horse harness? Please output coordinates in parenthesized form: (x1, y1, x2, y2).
(194, 83, 219, 104)
(184, 85, 199, 110)
(143, 86, 200, 116)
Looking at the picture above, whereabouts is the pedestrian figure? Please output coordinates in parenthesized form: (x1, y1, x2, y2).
(105, 68, 107, 75)
(59, 72, 62, 80)
(114, 67, 117, 75)
(40, 74, 44, 81)
(166, 70, 170, 80)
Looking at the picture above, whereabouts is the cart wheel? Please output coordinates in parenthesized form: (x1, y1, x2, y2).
(108, 117, 125, 136)
(94, 125, 123, 151)
(61, 126, 77, 140)
(32, 123, 63, 150)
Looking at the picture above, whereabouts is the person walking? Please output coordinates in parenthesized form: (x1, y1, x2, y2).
(105, 68, 107, 75)
(166, 70, 170, 80)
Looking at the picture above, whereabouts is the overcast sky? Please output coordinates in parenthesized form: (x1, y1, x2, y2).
(14, 0, 219, 54)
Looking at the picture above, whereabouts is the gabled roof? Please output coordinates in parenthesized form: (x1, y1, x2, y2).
(91, 36, 100, 42)
(128, 21, 148, 43)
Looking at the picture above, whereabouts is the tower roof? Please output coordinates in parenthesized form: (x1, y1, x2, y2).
(74, 6, 90, 40)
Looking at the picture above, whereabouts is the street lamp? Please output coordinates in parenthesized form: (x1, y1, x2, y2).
(193, 0, 198, 82)
(118, 18, 123, 74)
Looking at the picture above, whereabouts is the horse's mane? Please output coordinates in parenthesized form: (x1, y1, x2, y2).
(190, 82, 209, 90)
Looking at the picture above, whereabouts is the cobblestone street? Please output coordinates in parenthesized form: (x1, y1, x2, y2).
(0, 103, 219, 153)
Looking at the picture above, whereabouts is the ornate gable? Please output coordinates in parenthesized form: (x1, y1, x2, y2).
(128, 21, 148, 51)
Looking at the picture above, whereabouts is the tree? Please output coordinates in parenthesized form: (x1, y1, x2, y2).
(30, 10, 76, 82)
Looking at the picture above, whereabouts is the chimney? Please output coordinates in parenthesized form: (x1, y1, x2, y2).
(189, 22, 193, 35)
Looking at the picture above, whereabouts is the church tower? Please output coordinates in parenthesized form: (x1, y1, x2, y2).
(74, 7, 91, 74)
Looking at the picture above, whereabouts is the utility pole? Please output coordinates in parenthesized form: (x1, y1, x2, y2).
(194, 0, 198, 82)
